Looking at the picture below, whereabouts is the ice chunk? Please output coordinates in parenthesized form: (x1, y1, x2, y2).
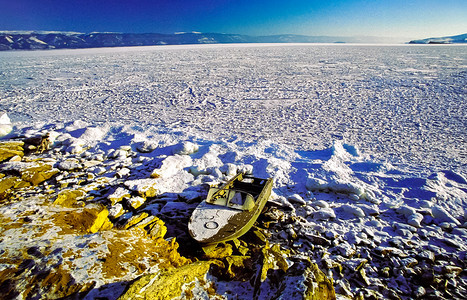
(341, 204, 366, 218)
(306, 177, 327, 190)
(172, 141, 198, 155)
(151, 155, 192, 178)
(79, 126, 106, 141)
(312, 208, 336, 220)
(288, 194, 306, 205)
(0, 113, 12, 137)
(431, 205, 461, 226)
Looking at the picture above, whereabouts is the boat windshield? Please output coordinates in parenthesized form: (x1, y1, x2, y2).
(206, 188, 255, 211)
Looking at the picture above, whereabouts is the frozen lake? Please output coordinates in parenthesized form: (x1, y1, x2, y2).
(0, 44, 466, 172)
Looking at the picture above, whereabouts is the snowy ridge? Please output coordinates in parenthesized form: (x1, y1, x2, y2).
(409, 33, 467, 44)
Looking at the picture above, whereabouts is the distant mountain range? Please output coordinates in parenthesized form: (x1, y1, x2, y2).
(1, 31, 465, 50)
(0, 31, 407, 51)
(409, 33, 467, 44)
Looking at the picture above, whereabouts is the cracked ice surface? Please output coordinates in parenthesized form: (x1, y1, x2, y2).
(0, 44, 465, 170)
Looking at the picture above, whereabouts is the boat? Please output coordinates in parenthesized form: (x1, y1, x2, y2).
(188, 172, 273, 252)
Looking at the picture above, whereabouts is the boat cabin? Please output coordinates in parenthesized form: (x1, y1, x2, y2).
(205, 175, 268, 212)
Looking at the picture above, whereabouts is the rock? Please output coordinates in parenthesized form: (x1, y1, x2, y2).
(109, 203, 125, 218)
(304, 234, 331, 246)
(53, 189, 86, 207)
(115, 167, 131, 178)
(413, 286, 426, 298)
(10, 162, 59, 186)
(127, 196, 146, 209)
(135, 140, 158, 153)
(119, 261, 213, 300)
(91, 166, 107, 175)
(121, 212, 149, 230)
(172, 141, 198, 155)
(431, 205, 461, 226)
(0, 176, 28, 199)
(288, 194, 306, 205)
(53, 206, 113, 233)
(178, 190, 201, 203)
(147, 217, 167, 239)
(57, 158, 82, 171)
(107, 187, 131, 205)
(110, 148, 130, 159)
(312, 208, 336, 220)
(401, 257, 418, 268)
(263, 207, 286, 222)
(443, 265, 462, 276)
(0, 141, 24, 162)
(332, 242, 356, 258)
(395, 228, 413, 238)
(416, 250, 435, 262)
(124, 178, 158, 198)
(375, 246, 407, 257)
(221, 255, 253, 280)
(270, 196, 295, 211)
(341, 204, 365, 218)
(441, 237, 462, 248)
(204, 243, 234, 259)
(274, 259, 335, 300)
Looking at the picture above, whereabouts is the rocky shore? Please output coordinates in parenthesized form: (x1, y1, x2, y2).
(0, 119, 466, 299)
(0, 123, 335, 299)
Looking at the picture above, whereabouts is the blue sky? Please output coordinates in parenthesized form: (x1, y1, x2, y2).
(1, 0, 466, 38)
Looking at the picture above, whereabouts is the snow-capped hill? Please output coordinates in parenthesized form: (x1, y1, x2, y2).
(409, 33, 467, 44)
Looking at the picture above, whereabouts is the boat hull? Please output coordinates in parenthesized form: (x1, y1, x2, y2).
(188, 174, 272, 249)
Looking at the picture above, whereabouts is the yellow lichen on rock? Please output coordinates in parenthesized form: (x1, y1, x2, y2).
(118, 261, 213, 300)
(88, 208, 112, 233)
(204, 243, 234, 259)
(21, 163, 59, 186)
(100, 230, 190, 279)
(122, 212, 149, 230)
(53, 189, 86, 207)
(0, 141, 24, 162)
(305, 263, 336, 300)
(0, 176, 24, 200)
(224, 255, 253, 280)
(52, 206, 113, 234)
(147, 217, 167, 239)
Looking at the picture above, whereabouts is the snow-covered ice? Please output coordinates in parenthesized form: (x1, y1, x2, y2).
(0, 43, 466, 299)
